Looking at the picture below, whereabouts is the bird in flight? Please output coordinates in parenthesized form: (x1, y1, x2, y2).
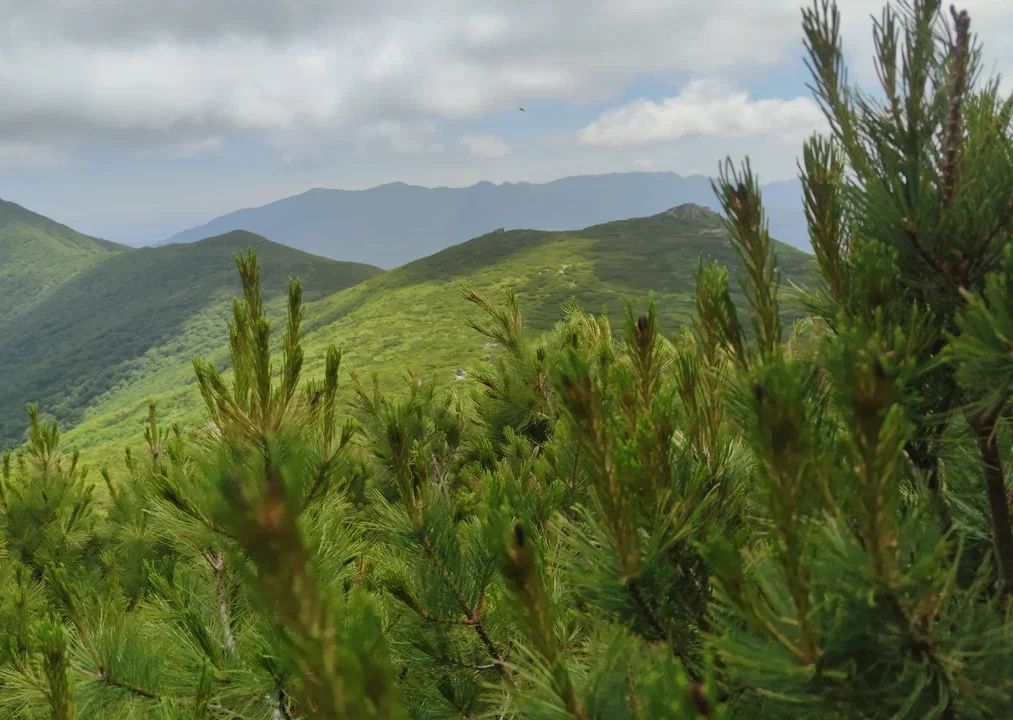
(518, 107, 526, 112)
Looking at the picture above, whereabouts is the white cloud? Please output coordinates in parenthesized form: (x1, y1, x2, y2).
(0, 1, 1009, 152)
(458, 133, 511, 158)
(0, 1, 867, 147)
(578, 79, 824, 147)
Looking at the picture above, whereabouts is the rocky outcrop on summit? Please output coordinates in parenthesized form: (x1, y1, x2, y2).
(664, 203, 718, 222)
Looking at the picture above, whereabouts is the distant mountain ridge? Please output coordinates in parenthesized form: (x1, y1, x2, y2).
(159, 172, 810, 267)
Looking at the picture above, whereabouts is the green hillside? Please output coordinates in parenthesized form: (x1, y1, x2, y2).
(0, 230, 380, 447)
(61, 204, 816, 460)
(0, 198, 126, 322)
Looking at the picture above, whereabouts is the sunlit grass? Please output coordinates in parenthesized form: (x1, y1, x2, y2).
(63, 209, 816, 470)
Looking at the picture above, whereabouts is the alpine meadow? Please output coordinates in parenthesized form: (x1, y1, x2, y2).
(1, 1, 1013, 719)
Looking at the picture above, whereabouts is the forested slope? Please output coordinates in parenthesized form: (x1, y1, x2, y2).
(62, 204, 815, 458)
(0, 229, 379, 446)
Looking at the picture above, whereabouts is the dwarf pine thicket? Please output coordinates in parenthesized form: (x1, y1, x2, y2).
(1, 2, 1013, 718)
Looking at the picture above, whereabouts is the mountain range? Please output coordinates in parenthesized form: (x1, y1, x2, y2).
(1, 193, 816, 458)
(159, 172, 809, 267)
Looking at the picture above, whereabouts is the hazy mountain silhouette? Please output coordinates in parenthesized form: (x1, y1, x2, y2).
(159, 172, 808, 267)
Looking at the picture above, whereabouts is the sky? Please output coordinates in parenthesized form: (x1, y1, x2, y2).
(1, 0, 1011, 246)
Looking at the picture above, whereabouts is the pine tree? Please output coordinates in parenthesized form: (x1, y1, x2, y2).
(696, 1, 1013, 717)
(0, 1, 1009, 718)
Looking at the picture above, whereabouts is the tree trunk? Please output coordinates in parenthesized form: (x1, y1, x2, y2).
(970, 412, 1013, 594)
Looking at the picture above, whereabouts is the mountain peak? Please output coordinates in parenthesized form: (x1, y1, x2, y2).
(190, 228, 271, 246)
(0, 197, 66, 231)
(1, 198, 125, 252)
(662, 203, 717, 222)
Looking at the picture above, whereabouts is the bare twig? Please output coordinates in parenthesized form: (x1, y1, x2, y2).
(207, 550, 236, 654)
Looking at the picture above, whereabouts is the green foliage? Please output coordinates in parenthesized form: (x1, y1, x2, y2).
(1, 2, 1011, 719)
(949, 245, 1013, 416)
(0, 244, 737, 717)
(695, 2, 1013, 718)
(53, 205, 813, 463)
(793, 0, 1013, 589)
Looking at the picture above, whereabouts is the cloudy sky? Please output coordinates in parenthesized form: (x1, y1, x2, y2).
(1, 1, 1011, 245)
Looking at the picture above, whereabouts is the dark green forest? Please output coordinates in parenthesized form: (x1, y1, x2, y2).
(1, 2, 1012, 718)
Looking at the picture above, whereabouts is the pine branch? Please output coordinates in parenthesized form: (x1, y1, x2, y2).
(712, 158, 782, 360)
(502, 523, 586, 720)
(941, 6, 971, 208)
(38, 618, 75, 720)
(418, 533, 511, 682)
(625, 578, 667, 643)
(276, 687, 294, 720)
(695, 262, 747, 368)
(873, 4, 902, 124)
(802, 0, 871, 179)
(969, 411, 1013, 593)
(800, 136, 848, 301)
(93, 667, 160, 701)
(462, 285, 525, 356)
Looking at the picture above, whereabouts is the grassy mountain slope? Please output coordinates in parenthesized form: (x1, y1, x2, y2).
(0, 230, 380, 447)
(65, 205, 816, 461)
(0, 198, 126, 322)
(160, 172, 811, 266)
